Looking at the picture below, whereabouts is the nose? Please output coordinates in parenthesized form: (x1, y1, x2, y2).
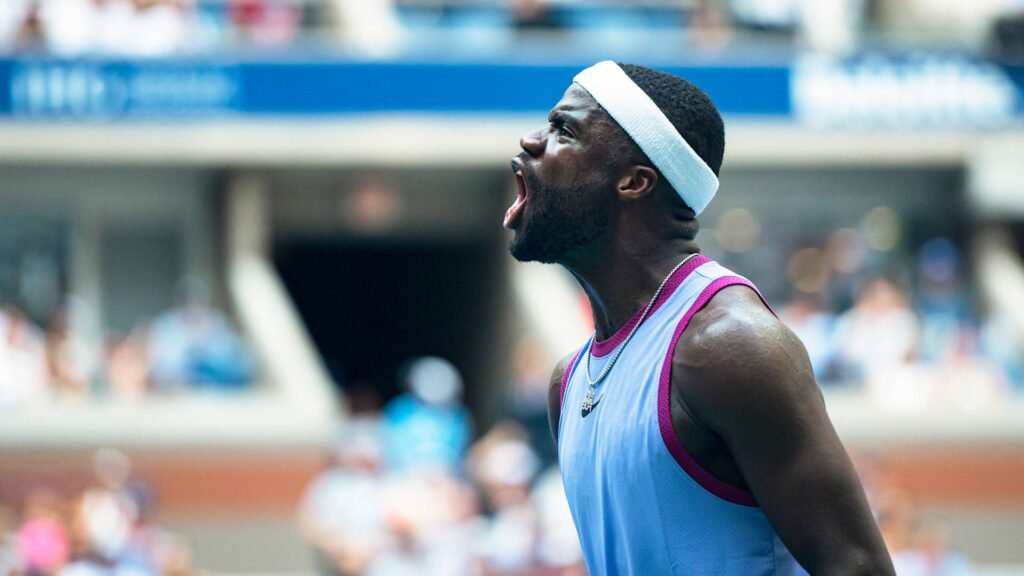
(519, 127, 545, 158)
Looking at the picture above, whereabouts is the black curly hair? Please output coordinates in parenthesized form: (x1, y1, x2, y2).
(615, 63, 725, 178)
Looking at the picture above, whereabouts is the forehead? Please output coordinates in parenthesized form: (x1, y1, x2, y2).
(550, 84, 605, 122)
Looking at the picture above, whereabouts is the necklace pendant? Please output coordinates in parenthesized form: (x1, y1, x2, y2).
(582, 389, 594, 412)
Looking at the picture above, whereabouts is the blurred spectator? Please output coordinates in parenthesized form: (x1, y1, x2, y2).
(866, 463, 977, 574)
(853, 455, 978, 575)
(360, 513, 418, 576)
(690, 0, 735, 49)
(467, 422, 584, 575)
(725, 227, 1014, 399)
(120, 480, 193, 576)
(874, 480, 917, 553)
(878, 0, 1007, 45)
(363, 473, 480, 576)
(17, 488, 71, 576)
(65, 450, 138, 573)
(0, 502, 18, 576)
(0, 451, 194, 576)
(471, 428, 541, 574)
(915, 238, 970, 364)
(0, 303, 48, 408)
(797, 0, 864, 53)
(728, 0, 800, 33)
(229, 0, 302, 47)
(61, 449, 194, 576)
(326, 0, 402, 56)
(892, 522, 976, 576)
(148, 277, 253, 392)
(105, 326, 151, 401)
(45, 302, 93, 400)
(931, 328, 1007, 408)
(511, 0, 564, 32)
(37, 0, 192, 58)
(382, 357, 472, 474)
(0, 0, 1014, 57)
(299, 414, 584, 576)
(300, 420, 391, 576)
(0, 0, 34, 51)
(2, 272, 256, 404)
(981, 313, 1024, 390)
(531, 467, 584, 574)
(508, 337, 556, 468)
(833, 277, 921, 383)
(65, 492, 138, 576)
(416, 477, 484, 576)
(863, 323, 1007, 412)
(778, 292, 836, 381)
(35, 0, 98, 56)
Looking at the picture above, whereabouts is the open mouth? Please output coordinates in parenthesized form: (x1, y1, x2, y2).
(504, 157, 528, 230)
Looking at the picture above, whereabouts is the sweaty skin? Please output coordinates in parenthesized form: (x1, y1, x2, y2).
(531, 86, 895, 575)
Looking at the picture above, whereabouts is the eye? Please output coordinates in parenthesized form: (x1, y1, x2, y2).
(552, 119, 574, 139)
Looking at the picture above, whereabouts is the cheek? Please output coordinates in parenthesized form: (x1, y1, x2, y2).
(535, 146, 613, 201)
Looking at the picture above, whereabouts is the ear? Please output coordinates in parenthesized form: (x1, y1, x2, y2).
(616, 165, 658, 202)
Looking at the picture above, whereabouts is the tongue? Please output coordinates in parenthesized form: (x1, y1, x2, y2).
(503, 194, 526, 230)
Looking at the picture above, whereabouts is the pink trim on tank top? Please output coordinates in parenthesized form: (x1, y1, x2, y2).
(560, 347, 584, 407)
(591, 254, 710, 358)
(657, 276, 774, 508)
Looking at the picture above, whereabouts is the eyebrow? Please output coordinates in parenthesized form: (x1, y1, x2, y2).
(549, 109, 584, 130)
(549, 106, 583, 117)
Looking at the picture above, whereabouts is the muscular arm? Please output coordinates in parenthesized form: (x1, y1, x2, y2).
(674, 287, 894, 576)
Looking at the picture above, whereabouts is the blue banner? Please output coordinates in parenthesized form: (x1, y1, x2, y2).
(0, 57, 790, 120)
(0, 55, 1019, 127)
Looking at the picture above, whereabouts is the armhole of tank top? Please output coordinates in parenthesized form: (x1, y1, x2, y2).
(557, 344, 586, 442)
(656, 276, 773, 508)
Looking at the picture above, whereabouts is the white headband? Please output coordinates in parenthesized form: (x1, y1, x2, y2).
(573, 61, 719, 215)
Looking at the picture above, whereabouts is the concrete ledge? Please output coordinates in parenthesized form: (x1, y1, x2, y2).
(0, 119, 987, 167)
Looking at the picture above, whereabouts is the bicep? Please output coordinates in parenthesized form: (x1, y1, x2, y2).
(681, 321, 891, 574)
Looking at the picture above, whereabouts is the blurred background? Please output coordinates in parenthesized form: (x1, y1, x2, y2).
(1, 0, 1023, 575)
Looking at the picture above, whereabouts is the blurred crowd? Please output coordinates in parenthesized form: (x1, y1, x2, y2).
(302, 355, 984, 576)
(0, 0, 1021, 58)
(0, 354, 986, 576)
(299, 356, 584, 576)
(0, 450, 194, 576)
(699, 201, 1024, 407)
(0, 0, 311, 57)
(857, 455, 978, 576)
(0, 277, 253, 409)
(774, 234, 1022, 409)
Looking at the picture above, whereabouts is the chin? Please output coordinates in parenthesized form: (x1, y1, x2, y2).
(509, 237, 563, 264)
(509, 237, 539, 263)
(509, 207, 606, 265)
(509, 232, 542, 263)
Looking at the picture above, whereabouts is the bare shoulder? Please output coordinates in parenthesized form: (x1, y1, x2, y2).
(676, 283, 792, 367)
(547, 349, 581, 443)
(672, 284, 820, 425)
(547, 352, 575, 409)
(672, 285, 893, 574)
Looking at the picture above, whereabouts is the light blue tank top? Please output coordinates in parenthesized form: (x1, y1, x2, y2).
(557, 255, 807, 576)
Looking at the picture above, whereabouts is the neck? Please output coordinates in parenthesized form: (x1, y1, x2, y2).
(564, 236, 700, 341)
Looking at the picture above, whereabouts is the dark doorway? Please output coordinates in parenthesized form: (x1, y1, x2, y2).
(275, 239, 509, 420)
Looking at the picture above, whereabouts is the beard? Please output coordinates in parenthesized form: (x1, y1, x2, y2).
(509, 171, 613, 264)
